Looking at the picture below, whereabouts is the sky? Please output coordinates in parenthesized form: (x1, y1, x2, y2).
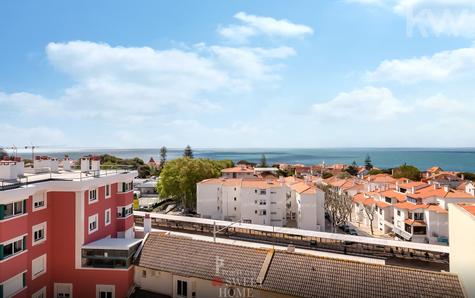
(1, 0, 475, 149)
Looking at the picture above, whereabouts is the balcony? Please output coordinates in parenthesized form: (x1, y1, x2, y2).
(393, 227, 412, 240)
(81, 237, 142, 269)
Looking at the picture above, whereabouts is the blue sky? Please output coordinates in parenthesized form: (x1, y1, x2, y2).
(1, 0, 475, 149)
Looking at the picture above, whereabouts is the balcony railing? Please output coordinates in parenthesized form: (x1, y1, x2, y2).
(393, 227, 412, 240)
(0, 165, 135, 191)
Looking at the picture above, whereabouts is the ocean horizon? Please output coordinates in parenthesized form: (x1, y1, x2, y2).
(11, 147, 475, 173)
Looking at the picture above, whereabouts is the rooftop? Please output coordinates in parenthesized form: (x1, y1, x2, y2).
(83, 237, 143, 250)
(137, 233, 464, 298)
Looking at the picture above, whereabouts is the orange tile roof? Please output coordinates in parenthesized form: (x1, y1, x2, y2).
(241, 179, 282, 189)
(399, 181, 427, 189)
(408, 185, 475, 200)
(394, 202, 428, 211)
(427, 205, 448, 214)
(221, 166, 254, 173)
(379, 190, 406, 202)
(461, 205, 475, 216)
(366, 174, 396, 184)
(404, 219, 427, 226)
(353, 193, 366, 204)
(375, 201, 391, 209)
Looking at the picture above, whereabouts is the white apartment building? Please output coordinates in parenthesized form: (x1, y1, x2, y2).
(197, 177, 325, 231)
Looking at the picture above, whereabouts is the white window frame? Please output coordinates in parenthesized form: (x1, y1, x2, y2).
(1, 271, 26, 297)
(105, 209, 111, 226)
(32, 222, 47, 246)
(88, 214, 99, 234)
(88, 188, 98, 204)
(32, 286, 47, 298)
(32, 192, 47, 211)
(96, 284, 115, 298)
(54, 283, 73, 298)
(32, 254, 47, 279)
(105, 184, 111, 199)
(116, 204, 133, 219)
(1, 234, 27, 260)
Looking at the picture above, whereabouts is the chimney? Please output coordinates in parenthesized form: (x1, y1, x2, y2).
(461, 173, 465, 180)
(443, 185, 449, 192)
(63, 156, 71, 171)
(91, 156, 101, 172)
(287, 244, 295, 253)
(144, 213, 152, 233)
(80, 157, 90, 172)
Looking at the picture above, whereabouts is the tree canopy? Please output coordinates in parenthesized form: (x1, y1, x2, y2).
(183, 145, 193, 158)
(392, 164, 421, 181)
(345, 161, 358, 176)
(364, 154, 373, 170)
(159, 146, 167, 168)
(156, 158, 233, 210)
(259, 154, 268, 167)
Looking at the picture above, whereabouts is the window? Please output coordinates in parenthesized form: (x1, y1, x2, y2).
(234, 207, 237, 211)
(397, 210, 401, 216)
(88, 214, 98, 234)
(32, 254, 47, 279)
(104, 209, 111, 226)
(385, 197, 392, 203)
(1, 200, 25, 219)
(414, 212, 424, 220)
(1, 271, 26, 297)
(116, 205, 133, 218)
(407, 197, 417, 204)
(142, 270, 147, 278)
(33, 193, 47, 211)
(259, 189, 266, 195)
(177, 280, 188, 297)
(105, 184, 111, 198)
(233, 197, 237, 201)
(120, 182, 133, 193)
(32, 287, 46, 298)
(54, 283, 72, 298)
(259, 200, 266, 205)
(33, 222, 47, 245)
(259, 210, 267, 216)
(1, 236, 26, 260)
(96, 285, 115, 298)
(89, 188, 98, 203)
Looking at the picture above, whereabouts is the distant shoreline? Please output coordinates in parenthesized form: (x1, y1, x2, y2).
(9, 148, 475, 173)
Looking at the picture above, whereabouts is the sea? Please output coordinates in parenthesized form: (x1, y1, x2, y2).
(12, 148, 475, 173)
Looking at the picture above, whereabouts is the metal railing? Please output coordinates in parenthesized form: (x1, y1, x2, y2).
(0, 165, 135, 191)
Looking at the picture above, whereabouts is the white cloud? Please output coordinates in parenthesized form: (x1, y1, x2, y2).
(366, 45, 475, 83)
(312, 87, 409, 121)
(218, 12, 313, 42)
(0, 123, 65, 146)
(1, 39, 297, 146)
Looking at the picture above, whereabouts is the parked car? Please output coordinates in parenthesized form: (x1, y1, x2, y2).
(348, 228, 358, 236)
(338, 224, 350, 233)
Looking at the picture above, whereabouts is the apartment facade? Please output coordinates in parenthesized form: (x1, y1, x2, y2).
(0, 157, 137, 298)
(197, 177, 325, 231)
(350, 175, 475, 244)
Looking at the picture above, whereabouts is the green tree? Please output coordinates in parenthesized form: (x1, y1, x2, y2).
(159, 146, 168, 170)
(259, 154, 268, 167)
(392, 164, 421, 181)
(322, 172, 333, 179)
(157, 158, 230, 210)
(237, 160, 256, 167)
(183, 145, 193, 158)
(458, 172, 475, 181)
(346, 161, 358, 176)
(368, 169, 383, 175)
(364, 154, 373, 170)
(137, 164, 151, 178)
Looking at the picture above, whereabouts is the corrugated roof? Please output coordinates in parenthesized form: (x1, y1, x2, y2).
(137, 233, 464, 298)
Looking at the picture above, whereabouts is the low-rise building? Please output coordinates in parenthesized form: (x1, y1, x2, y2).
(133, 232, 465, 298)
(449, 203, 475, 298)
(197, 177, 325, 231)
